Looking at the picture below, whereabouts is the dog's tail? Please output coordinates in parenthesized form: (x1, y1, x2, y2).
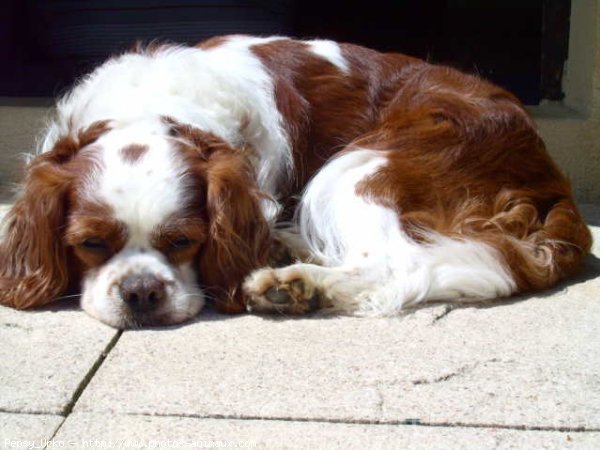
(388, 64, 593, 293)
(465, 189, 592, 292)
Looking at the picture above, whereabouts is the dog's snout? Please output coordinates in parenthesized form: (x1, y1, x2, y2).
(119, 274, 166, 312)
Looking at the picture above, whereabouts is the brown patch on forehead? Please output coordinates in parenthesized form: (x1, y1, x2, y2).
(120, 144, 148, 164)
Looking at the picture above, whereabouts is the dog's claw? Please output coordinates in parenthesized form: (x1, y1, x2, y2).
(265, 287, 292, 304)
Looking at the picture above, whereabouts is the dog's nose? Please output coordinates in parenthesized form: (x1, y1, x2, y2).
(119, 274, 166, 312)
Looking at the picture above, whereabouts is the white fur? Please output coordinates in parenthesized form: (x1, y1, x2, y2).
(307, 40, 350, 74)
(81, 250, 203, 329)
(293, 149, 516, 315)
(41, 36, 292, 203)
(93, 120, 189, 245)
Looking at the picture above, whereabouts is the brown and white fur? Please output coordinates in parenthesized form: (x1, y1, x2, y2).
(0, 35, 592, 328)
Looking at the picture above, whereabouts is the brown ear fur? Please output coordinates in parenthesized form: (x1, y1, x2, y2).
(173, 121, 271, 313)
(0, 121, 109, 309)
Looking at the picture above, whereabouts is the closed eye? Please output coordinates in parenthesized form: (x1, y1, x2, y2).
(80, 237, 110, 252)
(169, 236, 194, 250)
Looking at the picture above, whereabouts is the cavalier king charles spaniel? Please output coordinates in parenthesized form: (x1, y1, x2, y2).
(0, 35, 591, 328)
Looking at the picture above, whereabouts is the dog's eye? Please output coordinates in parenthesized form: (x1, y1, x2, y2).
(80, 237, 109, 251)
(170, 236, 193, 250)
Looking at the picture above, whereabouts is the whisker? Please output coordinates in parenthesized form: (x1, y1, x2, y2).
(53, 293, 82, 301)
(177, 292, 205, 300)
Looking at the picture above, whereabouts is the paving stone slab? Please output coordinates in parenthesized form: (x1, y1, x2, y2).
(0, 412, 63, 448)
(74, 225, 600, 429)
(0, 204, 118, 415)
(0, 303, 118, 414)
(54, 412, 599, 450)
(1, 205, 598, 430)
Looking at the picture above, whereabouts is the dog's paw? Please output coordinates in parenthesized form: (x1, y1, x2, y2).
(243, 266, 323, 314)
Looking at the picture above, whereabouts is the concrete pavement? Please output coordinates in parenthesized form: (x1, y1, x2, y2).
(1, 205, 599, 449)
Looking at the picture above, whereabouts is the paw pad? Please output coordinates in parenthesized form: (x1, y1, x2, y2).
(265, 287, 292, 304)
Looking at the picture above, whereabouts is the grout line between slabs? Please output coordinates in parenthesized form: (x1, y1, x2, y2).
(46, 330, 123, 441)
(2, 407, 597, 435)
(106, 411, 598, 433)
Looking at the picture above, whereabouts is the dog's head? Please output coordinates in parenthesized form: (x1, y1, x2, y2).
(0, 118, 270, 328)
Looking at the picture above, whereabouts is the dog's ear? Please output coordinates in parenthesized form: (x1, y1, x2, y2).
(201, 149, 271, 313)
(170, 119, 271, 313)
(0, 121, 110, 309)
